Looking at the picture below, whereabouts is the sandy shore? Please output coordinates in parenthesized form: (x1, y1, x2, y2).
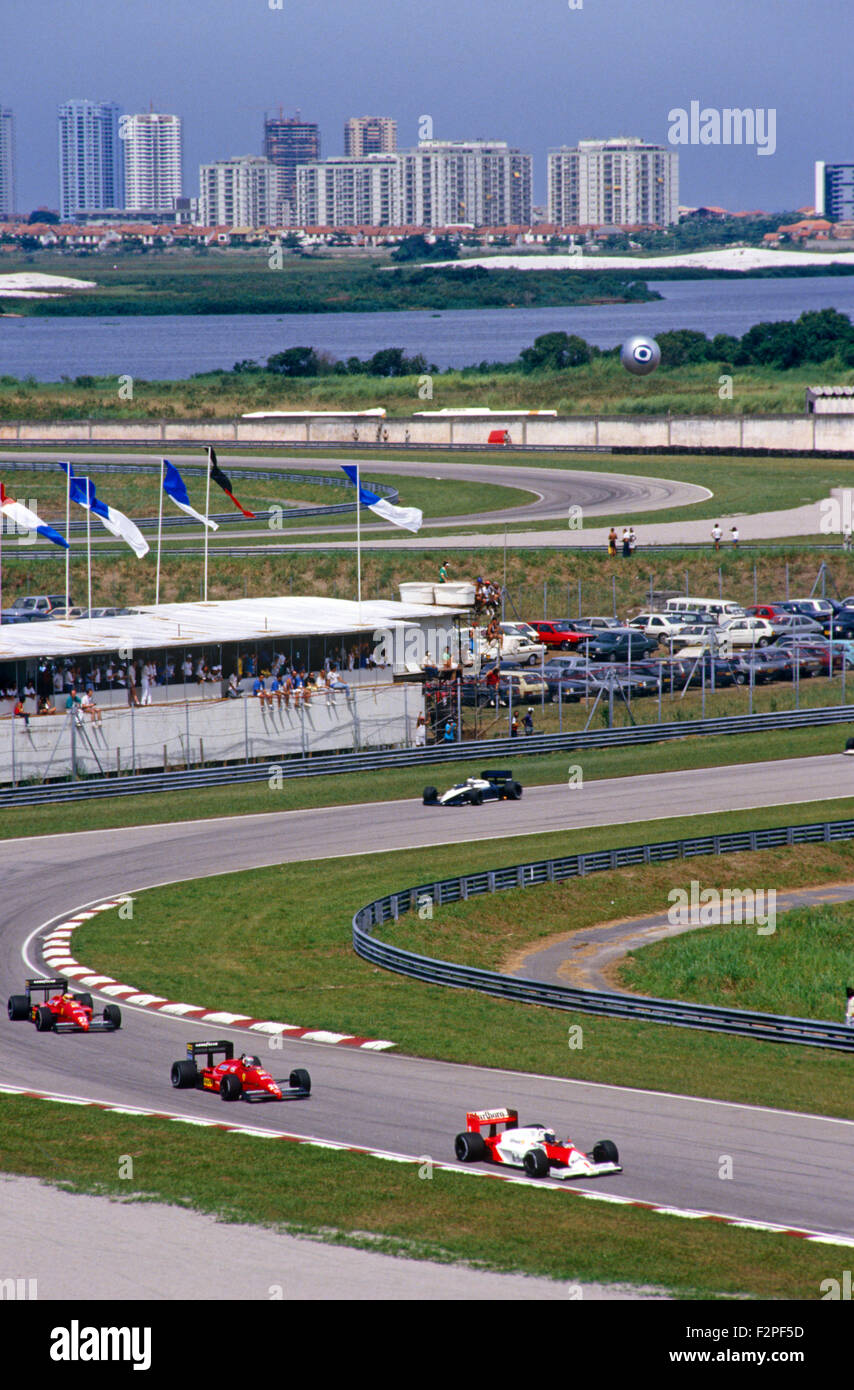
(435, 247, 854, 274)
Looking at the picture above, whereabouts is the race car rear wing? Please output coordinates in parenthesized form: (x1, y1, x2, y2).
(25, 977, 68, 997)
(466, 1107, 519, 1135)
(186, 1039, 234, 1066)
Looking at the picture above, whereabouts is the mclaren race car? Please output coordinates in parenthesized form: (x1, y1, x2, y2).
(423, 768, 522, 807)
(7, 977, 121, 1033)
(453, 1107, 621, 1180)
(170, 1039, 311, 1102)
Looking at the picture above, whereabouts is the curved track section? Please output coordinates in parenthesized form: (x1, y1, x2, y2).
(1, 754, 854, 1242)
(6, 449, 710, 531)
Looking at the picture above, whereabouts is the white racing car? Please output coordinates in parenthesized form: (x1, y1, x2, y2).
(423, 769, 522, 807)
(454, 1107, 621, 1180)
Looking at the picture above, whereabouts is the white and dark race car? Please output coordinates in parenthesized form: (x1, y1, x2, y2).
(423, 768, 522, 807)
(454, 1107, 621, 1180)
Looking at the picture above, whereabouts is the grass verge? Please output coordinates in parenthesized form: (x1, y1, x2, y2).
(73, 798, 854, 1120)
(0, 1093, 833, 1299)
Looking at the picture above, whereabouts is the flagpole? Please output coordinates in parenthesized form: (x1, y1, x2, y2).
(65, 464, 71, 610)
(203, 448, 211, 602)
(356, 460, 361, 618)
(86, 491, 92, 622)
(156, 458, 164, 606)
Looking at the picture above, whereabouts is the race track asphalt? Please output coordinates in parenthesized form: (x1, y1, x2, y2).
(1, 753, 853, 1259)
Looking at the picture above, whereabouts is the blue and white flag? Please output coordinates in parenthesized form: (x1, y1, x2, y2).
(162, 460, 218, 531)
(59, 462, 149, 558)
(340, 465, 422, 533)
(0, 484, 69, 548)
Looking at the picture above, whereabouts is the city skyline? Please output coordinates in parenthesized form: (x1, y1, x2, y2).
(1, 0, 851, 216)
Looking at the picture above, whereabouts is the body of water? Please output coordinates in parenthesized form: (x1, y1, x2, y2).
(1, 275, 853, 382)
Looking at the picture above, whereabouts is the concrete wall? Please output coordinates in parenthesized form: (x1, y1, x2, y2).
(3, 413, 851, 452)
(1, 682, 422, 785)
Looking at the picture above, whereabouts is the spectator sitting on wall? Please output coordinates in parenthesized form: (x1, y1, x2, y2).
(226, 673, 240, 699)
(14, 695, 30, 727)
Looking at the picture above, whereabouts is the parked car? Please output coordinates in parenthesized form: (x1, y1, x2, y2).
(727, 650, 790, 684)
(580, 615, 623, 630)
(497, 670, 550, 701)
(626, 612, 691, 641)
(770, 614, 825, 639)
(526, 620, 594, 651)
(822, 611, 854, 639)
(4, 594, 67, 615)
(584, 629, 660, 662)
(47, 606, 84, 620)
(717, 616, 779, 649)
(777, 599, 839, 619)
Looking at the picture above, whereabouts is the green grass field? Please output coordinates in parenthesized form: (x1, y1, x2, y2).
(0, 1093, 835, 1299)
(72, 797, 854, 1121)
(618, 901, 854, 1019)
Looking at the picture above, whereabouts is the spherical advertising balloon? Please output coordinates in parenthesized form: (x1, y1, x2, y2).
(620, 335, 661, 375)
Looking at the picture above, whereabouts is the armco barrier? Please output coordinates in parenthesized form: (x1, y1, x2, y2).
(2, 701, 853, 805)
(352, 816, 854, 1053)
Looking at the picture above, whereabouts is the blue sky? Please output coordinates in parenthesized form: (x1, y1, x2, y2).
(2, 0, 851, 213)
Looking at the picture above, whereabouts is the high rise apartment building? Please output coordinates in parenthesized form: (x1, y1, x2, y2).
(398, 141, 532, 227)
(199, 155, 281, 227)
(0, 106, 15, 217)
(263, 112, 319, 204)
(297, 154, 400, 226)
(815, 162, 854, 221)
(123, 113, 182, 214)
(58, 99, 124, 218)
(548, 138, 678, 226)
(344, 117, 397, 157)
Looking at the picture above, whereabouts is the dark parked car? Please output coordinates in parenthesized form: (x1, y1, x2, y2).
(584, 629, 660, 662)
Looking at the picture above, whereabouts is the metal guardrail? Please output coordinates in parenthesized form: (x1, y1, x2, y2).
(352, 817, 854, 1053)
(2, 701, 853, 806)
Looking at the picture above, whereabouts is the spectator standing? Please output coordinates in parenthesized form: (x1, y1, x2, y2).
(510, 712, 519, 737)
(523, 707, 534, 735)
(607, 527, 618, 557)
(438, 561, 450, 583)
(140, 663, 152, 706)
(711, 523, 722, 551)
(621, 529, 631, 558)
(127, 665, 140, 708)
(846, 987, 854, 1028)
(628, 527, 636, 554)
(414, 713, 427, 747)
(731, 526, 740, 548)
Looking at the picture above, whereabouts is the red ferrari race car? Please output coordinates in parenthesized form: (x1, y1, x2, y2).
(170, 1039, 311, 1103)
(453, 1107, 621, 1180)
(7, 977, 121, 1033)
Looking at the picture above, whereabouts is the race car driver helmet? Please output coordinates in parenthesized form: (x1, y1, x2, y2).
(543, 1129, 557, 1144)
(241, 1053, 261, 1068)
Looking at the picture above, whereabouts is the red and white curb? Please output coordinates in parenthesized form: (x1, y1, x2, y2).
(2, 1081, 852, 1250)
(35, 897, 395, 1051)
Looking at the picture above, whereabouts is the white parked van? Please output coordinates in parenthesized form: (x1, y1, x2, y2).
(664, 597, 746, 623)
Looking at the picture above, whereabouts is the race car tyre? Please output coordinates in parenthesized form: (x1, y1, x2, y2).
(103, 1004, 122, 1029)
(509, 782, 522, 799)
(7, 995, 29, 1021)
(34, 1006, 55, 1032)
(592, 1140, 619, 1165)
(220, 1073, 242, 1101)
(469, 790, 483, 806)
(423, 787, 438, 805)
(523, 1148, 550, 1178)
(454, 1131, 487, 1162)
(171, 1060, 198, 1089)
(74, 992, 93, 1010)
(289, 1068, 311, 1094)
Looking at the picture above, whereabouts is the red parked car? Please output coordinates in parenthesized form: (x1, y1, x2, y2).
(7, 977, 121, 1032)
(526, 620, 593, 651)
(170, 1039, 311, 1103)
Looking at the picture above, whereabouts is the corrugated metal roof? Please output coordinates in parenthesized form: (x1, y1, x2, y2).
(0, 596, 466, 662)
